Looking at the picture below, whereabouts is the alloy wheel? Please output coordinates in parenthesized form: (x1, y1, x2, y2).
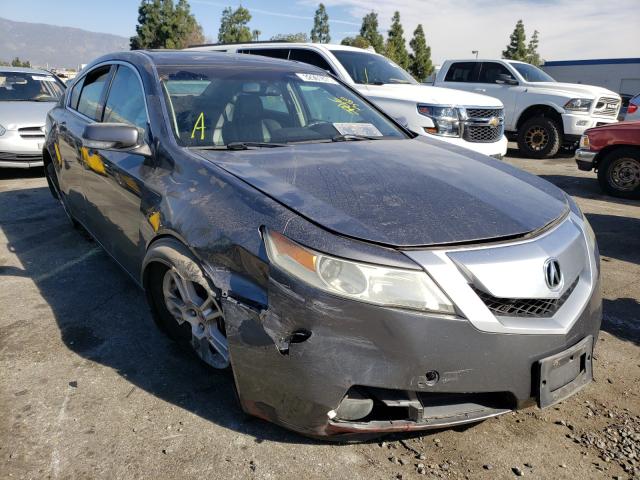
(524, 126, 549, 152)
(162, 268, 229, 369)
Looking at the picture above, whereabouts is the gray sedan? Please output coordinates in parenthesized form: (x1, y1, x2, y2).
(44, 50, 601, 439)
(0, 67, 65, 168)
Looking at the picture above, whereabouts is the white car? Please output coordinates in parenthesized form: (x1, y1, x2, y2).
(188, 43, 508, 159)
(0, 67, 66, 168)
(435, 59, 622, 158)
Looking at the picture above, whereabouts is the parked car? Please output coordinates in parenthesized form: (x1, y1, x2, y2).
(0, 67, 66, 168)
(45, 51, 601, 439)
(434, 60, 622, 158)
(188, 43, 508, 159)
(623, 93, 640, 121)
(575, 121, 640, 199)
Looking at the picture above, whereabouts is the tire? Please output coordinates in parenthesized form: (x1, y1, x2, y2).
(597, 148, 640, 199)
(45, 160, 81, 230)
(517, 116, 561, 159)
(144, 239, 230, 370)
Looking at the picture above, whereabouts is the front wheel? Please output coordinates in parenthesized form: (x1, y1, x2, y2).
(517, 116, 561, 159)
(146, 241, 230, 370)
(597, 148, 640, 199)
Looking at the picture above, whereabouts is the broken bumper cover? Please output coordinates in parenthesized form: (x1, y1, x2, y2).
(223, 269, 602, 439)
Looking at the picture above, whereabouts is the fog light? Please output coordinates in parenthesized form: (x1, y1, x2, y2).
(576, 120, 589, 126)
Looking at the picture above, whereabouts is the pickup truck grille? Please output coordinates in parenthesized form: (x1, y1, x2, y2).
(462, 107, 504, 143)
(593, 97, 620, 117)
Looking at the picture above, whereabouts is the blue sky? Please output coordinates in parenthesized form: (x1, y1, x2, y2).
(3, 0, 639, 62)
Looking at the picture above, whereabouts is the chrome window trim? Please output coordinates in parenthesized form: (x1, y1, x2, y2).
(65, 60, 151, 127)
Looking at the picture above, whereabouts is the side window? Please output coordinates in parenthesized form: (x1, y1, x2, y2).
(103, 65, 148, 130)
(76, 66, 112, 120)
(289, 49, 335, 73)
(69, 77, 85, 110)
(241, 48, 290, 60)
(478, 62, 516, 84)
(444, 62, 479, 82)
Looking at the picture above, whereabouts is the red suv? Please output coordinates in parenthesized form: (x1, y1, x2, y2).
(575, 121, 640, 199)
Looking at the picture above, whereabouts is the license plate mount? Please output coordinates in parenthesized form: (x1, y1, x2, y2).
(538, 336, 593, 408)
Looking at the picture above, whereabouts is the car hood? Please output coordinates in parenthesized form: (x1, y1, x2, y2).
(197, 137, 568, 247)
(361, 83, 504, 108)
(526, 82, 619, 100)
(0, 101, 56, 128)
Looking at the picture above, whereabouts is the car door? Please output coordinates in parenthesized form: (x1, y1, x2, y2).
(57, 65, 114, 225)
(439, 61, 480, 94)
(80, 63, 154, 277)
(474, 62, 521, 128)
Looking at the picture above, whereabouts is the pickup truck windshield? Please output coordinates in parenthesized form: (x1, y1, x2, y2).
(330, 50, 417, 86)
(0, 71, 65, 102)
(510, 62, 555, 82)
(158, 66, 407, 147)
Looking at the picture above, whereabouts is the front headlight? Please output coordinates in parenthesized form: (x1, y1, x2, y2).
(417, 104, 461, 138)
(264, 230, 455, 314)
(564, 98, 592, 112)
(579, 134, 590, 149)
(0, 124, 6, 136)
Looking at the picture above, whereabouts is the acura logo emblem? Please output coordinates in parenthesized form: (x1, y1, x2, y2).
(544, 258, 562, 290)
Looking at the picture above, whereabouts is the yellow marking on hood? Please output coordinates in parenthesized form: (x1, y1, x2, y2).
(81, 147, 106, 175)
(53, 143, 62, 166)
(148, 211, 161, 232)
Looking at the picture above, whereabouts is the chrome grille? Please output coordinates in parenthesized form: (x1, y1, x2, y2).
(466, 108, 504, 119)
(593, 97, 620, 118)
(472, 278, 579, 318)
(464, 125, 503, 142)
(461, 107, 504, 143)
(18, 126, 45, 139)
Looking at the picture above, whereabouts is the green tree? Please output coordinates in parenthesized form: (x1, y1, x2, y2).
(218, 6, 252, 43)
(271, 32, 309, 42)
(310, 3, 330, 43)
(526, 29, 541, 66)
(384, 11, 409, 69)
(340, 36, 370, 49)
(502, 19, 528, 61)
(130, 0, 204, 49)
(408, 24, 433, 82)
(11, 57, 31, 67)
(359, 11, 384, 53)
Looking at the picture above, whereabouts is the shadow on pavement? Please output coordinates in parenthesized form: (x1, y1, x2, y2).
(0, 166, 45, 180)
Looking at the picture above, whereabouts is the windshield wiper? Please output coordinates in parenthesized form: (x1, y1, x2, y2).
(192, 141, 289, 151)
(332, 134, 382, 142)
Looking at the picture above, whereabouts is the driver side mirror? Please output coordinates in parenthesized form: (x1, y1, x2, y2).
(495, 74, 518, 86)
(82, 123, 150, 155)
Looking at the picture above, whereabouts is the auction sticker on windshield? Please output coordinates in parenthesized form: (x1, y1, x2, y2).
(296, 73, 337, 84)
(334, 122, 382, 137)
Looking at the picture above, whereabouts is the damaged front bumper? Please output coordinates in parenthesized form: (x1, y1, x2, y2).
(220, 267, 602, 439)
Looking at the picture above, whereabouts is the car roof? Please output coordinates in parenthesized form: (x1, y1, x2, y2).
(191, 42, 378, 55)
(0, 66, 55, 75)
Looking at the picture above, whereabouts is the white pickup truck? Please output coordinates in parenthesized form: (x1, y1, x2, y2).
(189, 43, 508, 158)
(434, 59, 622, 158)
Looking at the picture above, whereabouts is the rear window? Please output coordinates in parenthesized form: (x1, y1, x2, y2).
(444, 62, 478, 82)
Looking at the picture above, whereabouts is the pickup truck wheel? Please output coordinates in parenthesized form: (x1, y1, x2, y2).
(597, 148, 640, 199)
(517, 116, 561, 159)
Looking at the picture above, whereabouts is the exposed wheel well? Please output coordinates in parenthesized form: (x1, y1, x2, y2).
(594, 144, 640, 171)
(516, 105, 564, 133)
(141, 234, 199, 290)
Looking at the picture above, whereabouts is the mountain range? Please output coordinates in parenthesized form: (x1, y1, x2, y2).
(0, 17, 129, 69)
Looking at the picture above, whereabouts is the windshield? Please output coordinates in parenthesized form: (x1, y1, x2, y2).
(0, 71, 65, 102)
(159, 66, 407, 148)
(330, 50, 417, 85)
(509, 62, 555, 82)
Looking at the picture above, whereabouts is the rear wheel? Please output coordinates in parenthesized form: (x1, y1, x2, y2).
(597, 148, 640, 199)
(517, 116, 561, 159)
(146, 242, 230, 370)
